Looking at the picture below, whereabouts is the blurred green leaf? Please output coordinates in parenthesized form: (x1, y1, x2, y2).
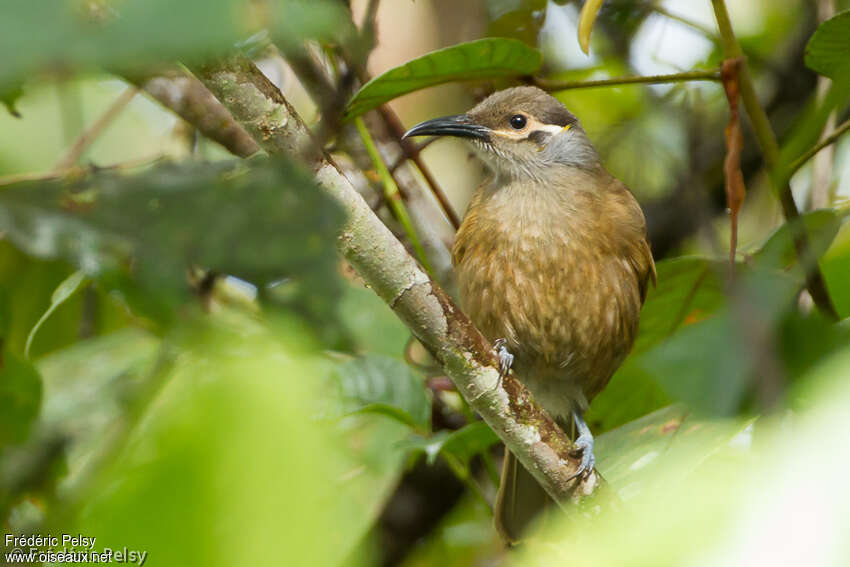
(519, 350, 850, 566)
(36, 328, 159, 478)
(752, 208, 846, 272)
(402, 421, 500, 466)
(1, 83, 22, 118)
(0, 348, 42, 447)
(595, 404, 755, 495)
(73, 320, 373, 567)
(804, 10, 850, 80)
(487, 0, 547, 45)
(587, 360, 670, 433)
(634, 257, 726, 355)
(332, 355, 431, 431)
(636, 267, 799, 414)
(24, 270, 88, 359)
(0, 159, 343, 323)
(345, 38, 543, 118)
(822, 222, 850, 318)
(0, 0, 347, 90)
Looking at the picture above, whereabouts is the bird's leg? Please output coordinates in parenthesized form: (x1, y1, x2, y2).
(567, 410, 595, 481)
(492, 338, 514, 388)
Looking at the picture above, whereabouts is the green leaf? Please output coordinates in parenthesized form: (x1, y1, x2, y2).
(633, 257, 727, 355)
(804, 10, 850, 80)
(0, 348, 43, 447)
(0, 159, 343, 323)
(331, 355, 431, 431)
(24, 270, 88, 359)
(345, 38, 543, 119)
(0, 0, 348, 91)
(595, 404, 756, 495)
(401, 421, 500, 466)
(1, 82, 23, 118)
(752, 208, 846, 273)
(822, 222, 850, 318)
(486, 0, 548, 45)
(636, 268, 799, 414)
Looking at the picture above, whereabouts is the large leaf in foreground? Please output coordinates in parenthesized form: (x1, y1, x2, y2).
(0, 0, 348, 90)
(0, 159, 342, 319)
(345, 38, 542, 118)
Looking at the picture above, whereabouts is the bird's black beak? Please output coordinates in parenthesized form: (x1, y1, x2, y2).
(403, 114, 490, 141)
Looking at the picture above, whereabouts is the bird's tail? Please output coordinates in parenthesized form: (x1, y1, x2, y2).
(494, 450, 552, 544)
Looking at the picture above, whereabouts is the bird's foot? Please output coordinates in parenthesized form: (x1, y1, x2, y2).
(492, 338, 514, 388)
(567, 434, 595, 481)
(567, 410, 596, 481)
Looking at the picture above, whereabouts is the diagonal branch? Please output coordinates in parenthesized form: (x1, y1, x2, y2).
(192, 55, 601, 505)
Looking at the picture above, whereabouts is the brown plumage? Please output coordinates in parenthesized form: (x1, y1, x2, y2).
(405, 86, 655, 543)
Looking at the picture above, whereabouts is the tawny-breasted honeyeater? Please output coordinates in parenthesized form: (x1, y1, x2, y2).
(405, 86, 656, 542)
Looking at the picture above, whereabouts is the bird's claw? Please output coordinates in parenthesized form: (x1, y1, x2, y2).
(493, 338, 514, 378)
(491, 338, 514, 390)
(567, 434, 596, 481)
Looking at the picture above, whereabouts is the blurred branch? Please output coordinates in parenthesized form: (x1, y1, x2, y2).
(711, 0, 838, 320)
(192, 55, 601, 505)
(534, 69, 721, 91)
(52, 86, 138, 172)
(139, 70, 260, 158)
(790, 117, 850, 178)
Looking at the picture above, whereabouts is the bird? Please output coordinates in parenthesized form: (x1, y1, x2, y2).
(404, 86, 655, 543)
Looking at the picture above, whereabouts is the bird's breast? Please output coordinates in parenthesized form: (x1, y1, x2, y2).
(452, 183, 642, 414)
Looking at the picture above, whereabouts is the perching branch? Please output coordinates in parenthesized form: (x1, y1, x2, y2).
(710, 0, 839, 320)
(192, 55, 600, 505)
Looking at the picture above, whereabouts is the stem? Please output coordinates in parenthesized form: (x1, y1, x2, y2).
(710, 0, 838, 320)
(789, 117, 850, 178)
(534, 69, 721, 91)
(355, 117, 434, 275)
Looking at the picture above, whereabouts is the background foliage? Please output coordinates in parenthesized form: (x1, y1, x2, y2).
(1, 1, 850, 566)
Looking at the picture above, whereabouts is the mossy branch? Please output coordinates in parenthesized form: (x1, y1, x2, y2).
(191, 56, 602, 506)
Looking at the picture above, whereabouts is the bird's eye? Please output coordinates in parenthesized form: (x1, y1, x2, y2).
(509, 114, 527, 130)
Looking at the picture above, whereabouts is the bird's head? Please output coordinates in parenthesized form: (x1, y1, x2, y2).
(403, 86, 600, 180)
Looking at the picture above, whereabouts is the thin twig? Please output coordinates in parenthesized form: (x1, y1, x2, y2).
(378, 105, 462, 229)
(0, 155, 165, 187)
(534, 69, 722, 91)
(790, 118, 850, 179)
(711, 0, 838, 320)
(651, 4, 718, 39)
(390, 138, 438, 173)
(355, 116, 434, 274)
(52, 86, 139, 173)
